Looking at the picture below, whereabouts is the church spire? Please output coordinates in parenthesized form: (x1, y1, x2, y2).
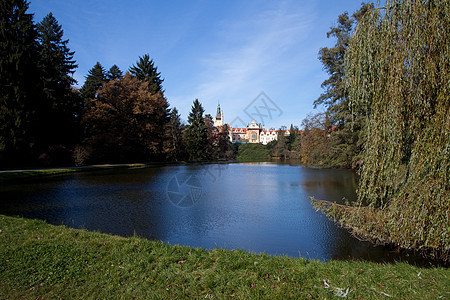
(214, 103, 223, 127)
(216, 103, 221, 120)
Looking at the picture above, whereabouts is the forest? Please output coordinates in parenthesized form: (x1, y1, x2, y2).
(0, 1, 233, 167)
(1, 0, 448, 258)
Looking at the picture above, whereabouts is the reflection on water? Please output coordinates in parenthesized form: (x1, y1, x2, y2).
(0, 163, 437, 265)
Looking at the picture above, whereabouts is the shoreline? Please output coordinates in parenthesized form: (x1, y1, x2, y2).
(1, 214, 448, 299)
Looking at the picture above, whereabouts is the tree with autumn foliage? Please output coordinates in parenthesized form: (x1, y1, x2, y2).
(204, 114, 232, 160)
(80, 73, 169, 164)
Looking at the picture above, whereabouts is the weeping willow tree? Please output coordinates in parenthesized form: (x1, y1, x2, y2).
(315, 0, 449, 259)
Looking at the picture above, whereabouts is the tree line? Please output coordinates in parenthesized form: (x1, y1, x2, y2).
(262, 3, 374, 168)
(0, 0, 370, 168)
(0, 0, 233, 168)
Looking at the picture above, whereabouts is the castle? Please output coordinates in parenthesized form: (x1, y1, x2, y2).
(214, 104, 289, 145)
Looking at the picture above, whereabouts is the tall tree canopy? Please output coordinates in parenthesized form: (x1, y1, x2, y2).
(165, 108, 185, 161)
(80, 62, 106, 102)
(0, 0, 40, 165)
(129, 54, 164, 94)
(310, 3, 373, 168)
(82, 74, 169, 163)
(185, 99, 208, 161)
(107, 64, 123, 81)
(329, 0, 449, 257)
(36, 12, 80, 149)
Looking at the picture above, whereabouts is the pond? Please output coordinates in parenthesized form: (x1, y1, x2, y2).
(0, 162, 432, 264)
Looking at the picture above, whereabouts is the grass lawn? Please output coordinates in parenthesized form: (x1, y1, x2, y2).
(0, 214, 448, 299)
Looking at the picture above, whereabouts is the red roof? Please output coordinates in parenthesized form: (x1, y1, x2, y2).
(232, 128, 247, 133)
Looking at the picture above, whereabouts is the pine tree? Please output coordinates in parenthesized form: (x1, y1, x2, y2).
(287, 124, 296, 150)
(165, 108, 185, 161)
(0, 0, 40, 166)
(312, 3, 373, 167)
(185, 99, 208, 161)
(129, 54, 164, 94)
(80, 62, 106, 103)
(36, 12, 80, 150)
(107, 64, 123, 81)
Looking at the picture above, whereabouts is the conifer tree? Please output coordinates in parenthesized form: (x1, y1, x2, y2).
(36, 12, 80, 149)
(311, 3, 373, 167)
(80, 62, 106, 103)
(185, 99, 208, 161)
(165, 108, 185, 161)
(0, 0, 40, 165)
(287, 124, 296, 150)
(129, 54, 164, 94)
(107, 64, 123, 81)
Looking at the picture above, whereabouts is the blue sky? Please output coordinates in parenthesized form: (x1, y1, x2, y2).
(29, 0, 368, 129)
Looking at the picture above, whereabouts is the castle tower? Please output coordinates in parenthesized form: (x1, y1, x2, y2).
(214, 104, 223, 127)
(246, 120, 262, 143)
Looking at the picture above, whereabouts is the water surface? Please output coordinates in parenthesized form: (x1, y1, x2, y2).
(0, 163, 430, 264)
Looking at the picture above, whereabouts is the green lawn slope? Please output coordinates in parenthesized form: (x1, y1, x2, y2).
(1, 215, 448, 299)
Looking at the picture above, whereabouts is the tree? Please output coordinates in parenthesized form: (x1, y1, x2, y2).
(0, 0, 40, 166)
(299, 113, 328, 166)
(272, 130, 290, 159)
(184, 99, 208, 161)
(314, 12, 353, 115)
(313, 3, 373, 167)
(319, 0, 449, 258)
(164, 107, 185, 161)
(315, 3, 373, 120)
(80, 62, 106, 103)
(287, 124, 296, 150)
(129, 54, 163, 94)
(35, 12, 80, 151)
(107, 64, 123, 81)
(82, 74, 170, 164)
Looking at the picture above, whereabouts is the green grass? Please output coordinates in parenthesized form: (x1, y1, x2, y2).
(0, 215, 448, 299)
(236, 143, 270, 162)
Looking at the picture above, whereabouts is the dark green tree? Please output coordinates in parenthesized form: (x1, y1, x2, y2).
(0, 0, 40, 166)
(312, 3, 373, 167)
(314, 12, 353, 116)
(36, 12, 80, 152)
(165, 108, 185, 161)
(107, 64, 123, 81)
(287, 124, 296, 150)
(80, 62, 106, 103)
(129, 54, 164, 94)
(184, 99, 208, 161)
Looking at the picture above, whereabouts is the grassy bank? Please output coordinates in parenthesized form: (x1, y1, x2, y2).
(0, 163, 149, 184)
(236, 143, 270, 162)
(0, 215, 448, 299)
